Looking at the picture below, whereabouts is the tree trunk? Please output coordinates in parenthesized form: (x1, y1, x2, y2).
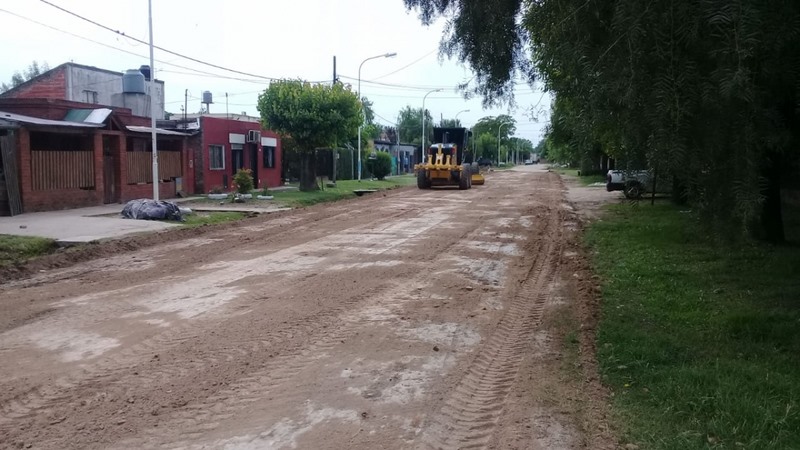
(299, 150, 318, 192)
(759, 153, 784, 243)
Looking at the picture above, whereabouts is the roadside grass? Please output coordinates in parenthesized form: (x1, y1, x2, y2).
(269, 177, 414, 207)
(181, 211, 246, 228)
(550, 166, 606, 185)
(586, 204, 800, 449)
(0, 234, 58, 267)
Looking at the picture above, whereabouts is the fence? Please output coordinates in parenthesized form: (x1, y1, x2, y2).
(30, 150, 94, 191)
(127, 151, 182, 183)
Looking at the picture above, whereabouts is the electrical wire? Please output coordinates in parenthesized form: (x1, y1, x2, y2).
(370, 48, 438, 81)
(39, 0, 281, 81)
(0, 8, 279, 85)
(35, 0, 329, 84)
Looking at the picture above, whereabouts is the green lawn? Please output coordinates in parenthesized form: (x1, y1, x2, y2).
(551, 166, 607, 185)
(586, 204, 800, 449)
(268, 176, 415, 207)
(0, 234, 58, 267)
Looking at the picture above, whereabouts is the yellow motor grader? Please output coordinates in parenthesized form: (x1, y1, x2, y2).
(414, 127, 485, 189)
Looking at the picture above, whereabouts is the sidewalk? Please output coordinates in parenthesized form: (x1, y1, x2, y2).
(0, 203, 180, 244)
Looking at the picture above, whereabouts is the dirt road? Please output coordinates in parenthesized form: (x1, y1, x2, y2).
(0, 168, 613, 449)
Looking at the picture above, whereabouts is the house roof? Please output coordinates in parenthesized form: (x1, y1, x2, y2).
(126, 125, 189, 136)
(64, 108, 113, 124)
(0, 110, 104, 128)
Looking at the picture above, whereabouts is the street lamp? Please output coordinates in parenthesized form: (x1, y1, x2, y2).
(455, 109, 470, 123)
(497, 120, 512, 166)
(421, 88, 442, 164)
(357, 52, 397, 181)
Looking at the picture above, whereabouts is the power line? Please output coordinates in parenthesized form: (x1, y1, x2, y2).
(0, 8, 271, 84)
(39, 0, 282, 81)
(371, 48, 438, 81)
(339, 75, 459, 91)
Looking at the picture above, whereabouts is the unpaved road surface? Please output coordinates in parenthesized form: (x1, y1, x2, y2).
(0, 168, 614, 449)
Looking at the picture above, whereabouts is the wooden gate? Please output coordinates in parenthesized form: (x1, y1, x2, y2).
(0, 132, 22, 216)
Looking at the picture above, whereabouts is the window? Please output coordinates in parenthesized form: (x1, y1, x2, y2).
(209, 145, 225, 170)
(83, 90, 98, 104)
(263, 146, 276, 168)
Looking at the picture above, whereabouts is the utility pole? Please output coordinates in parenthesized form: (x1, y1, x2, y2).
(332, 56, 337, 183)
(332, 56, 337, 86)
(148, 0, 159, 201)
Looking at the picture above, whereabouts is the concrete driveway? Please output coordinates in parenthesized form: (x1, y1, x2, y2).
(0, 203, 179, 244)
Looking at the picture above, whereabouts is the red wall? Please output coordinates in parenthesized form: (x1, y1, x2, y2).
(2, 67, 67, 100)
(198, 116, 282, 193)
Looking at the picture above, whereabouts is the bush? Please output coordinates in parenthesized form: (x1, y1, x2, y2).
(367, 151, 392, 180)
(232, 168, 254, 194)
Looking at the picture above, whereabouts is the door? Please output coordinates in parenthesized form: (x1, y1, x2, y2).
(249, 143, 259, 187)
(103, 137, 116, 204)
(231, 143, 244, 175)
(0, 131, 21, 216)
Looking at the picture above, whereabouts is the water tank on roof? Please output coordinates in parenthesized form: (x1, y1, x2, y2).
(202, 91, 213, 104)
(122, 69, 145, 94)
(139, 65, 152, 81)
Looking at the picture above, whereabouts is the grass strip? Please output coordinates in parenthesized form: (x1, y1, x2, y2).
(0, 234, 58, 267)
(586, 203, 800, 449)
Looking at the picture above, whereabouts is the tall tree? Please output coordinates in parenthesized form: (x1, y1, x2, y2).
(396, 106, 434, 147)
(405, 0, 800, 242)
(439, 118, 461, 128)
(471, 115, 516, 142)
(258, 80, 361, 191)
(0, 60, 50, 93)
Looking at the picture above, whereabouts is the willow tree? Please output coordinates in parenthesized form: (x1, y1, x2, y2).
(404, 0, 800, 242)
(258, 80, 362, 191)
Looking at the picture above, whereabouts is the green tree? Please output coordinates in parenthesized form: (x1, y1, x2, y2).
(471, 115, 516, 143)
(439, 118, 461, 128)
(258, 80, 362, 191)
(405, 0, 800, 242)
(1, 60, 50, 93)
(475, 132, 498, 162)
(396, 106, 434, 147)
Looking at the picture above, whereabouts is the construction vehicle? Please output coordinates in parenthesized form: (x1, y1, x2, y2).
(414, 127, 484, 189)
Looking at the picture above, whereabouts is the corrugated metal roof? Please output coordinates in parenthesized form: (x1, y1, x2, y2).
(126, 126, 188, 136)
(0, 110, 104, 128)
(64, 108, 112, 124)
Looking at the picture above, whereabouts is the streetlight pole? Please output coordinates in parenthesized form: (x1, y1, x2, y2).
(357, 52, 397, 181)
(455, 109, 470, 124)
(497, 121, 511, 166)
(421, 88, 442, 164)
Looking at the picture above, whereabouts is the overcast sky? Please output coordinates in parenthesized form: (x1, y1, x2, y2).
(0, 0, 551, 143)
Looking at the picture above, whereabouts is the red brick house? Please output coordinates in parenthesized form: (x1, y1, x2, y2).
(0, 63, 191, 215)
(167, 114, 282, 194)
(0, 99, 189, 216)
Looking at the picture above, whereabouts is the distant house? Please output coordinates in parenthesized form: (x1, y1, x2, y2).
(0, 64, 188, 216)
(162, 113, 282, 194)
(373, 140, 417, 175)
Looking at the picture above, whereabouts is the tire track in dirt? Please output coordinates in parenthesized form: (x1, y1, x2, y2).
(0, 192, 484, 448)
(419, 175, 564, 450)
(114, 208, 489, 449)
(0, 196, 447, 441)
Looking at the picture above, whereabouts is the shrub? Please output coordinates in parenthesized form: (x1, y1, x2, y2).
(368, 151, 392, 180)
(232, 169, 254, 194)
